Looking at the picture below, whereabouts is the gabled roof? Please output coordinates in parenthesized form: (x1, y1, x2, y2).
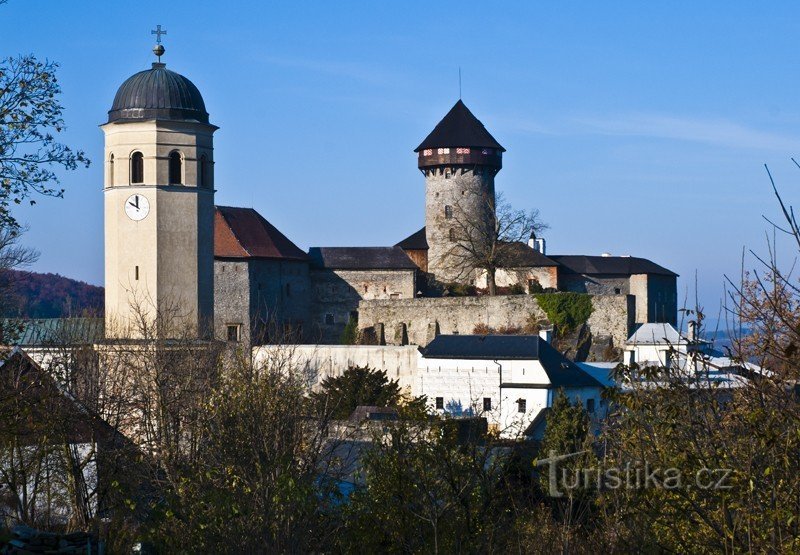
(498, 241, 559, 267)
(396, 227, 428, 250)
(422, 334, 602, 388)
(308, 247, 418, 271)
(548, 255, 677, 277)
(214, 206, 308, 261)
(415, 100, 505, 152)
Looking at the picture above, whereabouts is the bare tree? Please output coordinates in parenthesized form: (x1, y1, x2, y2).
(442, 192, 548, 295)
(0, 55, 89, 232)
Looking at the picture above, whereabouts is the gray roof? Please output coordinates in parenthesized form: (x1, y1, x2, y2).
(109, 63, 209, 123)
(423, 334, 602, 388)
(549, 255, 677, 277)
(4, 319, 104, 347)
(626, 323, 685, 345)
(498, 241, 558, 267)
(396, 227, 428, 250)
(308, 247, 418, 271)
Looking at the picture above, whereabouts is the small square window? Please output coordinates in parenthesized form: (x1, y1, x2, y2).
(483, 397, 492, 411)
(614, 288, 621, 295)
(324, 313, 335, 325)
(435, 397, 444, 410)
(517, 399, 527, 413)
(226, 324, 241, 342)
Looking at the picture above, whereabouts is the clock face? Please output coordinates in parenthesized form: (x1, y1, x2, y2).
(124, 194, 150, 221)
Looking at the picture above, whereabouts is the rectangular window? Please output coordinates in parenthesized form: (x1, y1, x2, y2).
(135, 266, 139, 281)
(226, 324, 241, 342)
(587, 398, 595, 413)
(324, 313, 334, 325)
(483, 397, 492, 411)
(517, 399, 527, 413)
(435, 397, 444, 410)
(445, 205, 453, 219)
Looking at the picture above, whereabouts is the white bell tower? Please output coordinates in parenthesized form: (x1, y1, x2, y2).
(102, 37, 216, 339)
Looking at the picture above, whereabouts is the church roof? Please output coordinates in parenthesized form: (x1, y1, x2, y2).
(422, 335, 602, 388)
(549, 255, 677, 277)
(108, 63, 209, 124)
(214, 206, 308, 261)
(395, 227, 428, 250)
(415, 100, 505, 152)
(308, 247, 418, 271)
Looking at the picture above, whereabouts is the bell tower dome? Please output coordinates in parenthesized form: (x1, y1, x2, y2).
(102, 41, 217, 338)
(415, 100, 505, 284)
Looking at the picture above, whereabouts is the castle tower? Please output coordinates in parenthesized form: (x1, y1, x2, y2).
(415, 100, 505, 284)
(102, 44, 217, 338)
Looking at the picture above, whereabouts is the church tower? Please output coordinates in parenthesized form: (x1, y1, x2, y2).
(102, 41, 217, 338)
(415, 100, 505, 284)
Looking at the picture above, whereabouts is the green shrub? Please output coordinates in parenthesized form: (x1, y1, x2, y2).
(340, 316, 359, 345)
(533, 292, 593, 333)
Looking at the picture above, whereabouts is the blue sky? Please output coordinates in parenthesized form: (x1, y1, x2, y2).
(5, 1, 800, 320)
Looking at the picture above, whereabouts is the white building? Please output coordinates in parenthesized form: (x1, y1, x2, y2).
(621, 322, 760, 388)
(417, 334, 605, 438)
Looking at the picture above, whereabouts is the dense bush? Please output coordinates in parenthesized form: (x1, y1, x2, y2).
(533, 292, 593, 333)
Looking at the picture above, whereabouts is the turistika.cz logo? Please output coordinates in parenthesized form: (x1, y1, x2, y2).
(535, 450, 733, 498)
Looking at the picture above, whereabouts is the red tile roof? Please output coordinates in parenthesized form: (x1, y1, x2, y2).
(214, 206, 308, 261)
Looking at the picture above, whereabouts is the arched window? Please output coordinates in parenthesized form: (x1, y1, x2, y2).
(444, 205, 453, 220)
(109, 154, 114, 185)
(169, 151, 182, 185)
(199, 154, 208, 188)
(130, 151, 144, 184)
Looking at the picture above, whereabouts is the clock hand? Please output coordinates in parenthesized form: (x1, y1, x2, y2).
(134, 195, 140, 209)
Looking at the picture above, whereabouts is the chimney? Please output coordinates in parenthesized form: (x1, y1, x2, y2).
(536, 237, 546, 255)
(687, 320, 698, 342)
(538, 328, 553, 344)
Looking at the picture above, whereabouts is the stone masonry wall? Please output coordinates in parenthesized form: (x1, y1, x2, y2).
(311, 268, 417, 344)
(358, 293, 634, 349)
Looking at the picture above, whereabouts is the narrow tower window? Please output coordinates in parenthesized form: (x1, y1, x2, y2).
(449, 228, 456, 242)
(199, 154, 208, 188)
(445, 205, 453, 220)
(109, 154, 114, 185)
(169, 151, 182, 185)
(130, 151, 144, 184)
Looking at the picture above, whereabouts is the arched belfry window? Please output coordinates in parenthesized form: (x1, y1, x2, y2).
(199, 154, 208, 188)
(169, 151, 182, 185)
(130, 152, 144, 184)
(109, 154, 114, 185)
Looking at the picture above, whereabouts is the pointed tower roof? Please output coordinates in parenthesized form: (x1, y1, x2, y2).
(415, 100, 505, 152)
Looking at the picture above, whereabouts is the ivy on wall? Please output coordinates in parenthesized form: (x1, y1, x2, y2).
(533, 292, 593, 333)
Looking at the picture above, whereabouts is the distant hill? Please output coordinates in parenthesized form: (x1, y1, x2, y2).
(0, 270, 104, 318)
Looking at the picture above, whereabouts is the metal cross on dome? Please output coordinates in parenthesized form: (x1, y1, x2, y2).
(151, 25, 167, 44)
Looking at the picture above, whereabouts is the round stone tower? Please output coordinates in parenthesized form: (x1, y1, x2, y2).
(102, 44, 217, 339)
(415, 100, 505, 284)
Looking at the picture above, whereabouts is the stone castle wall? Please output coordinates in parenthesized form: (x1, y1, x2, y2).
(358, 293, 635, 348)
